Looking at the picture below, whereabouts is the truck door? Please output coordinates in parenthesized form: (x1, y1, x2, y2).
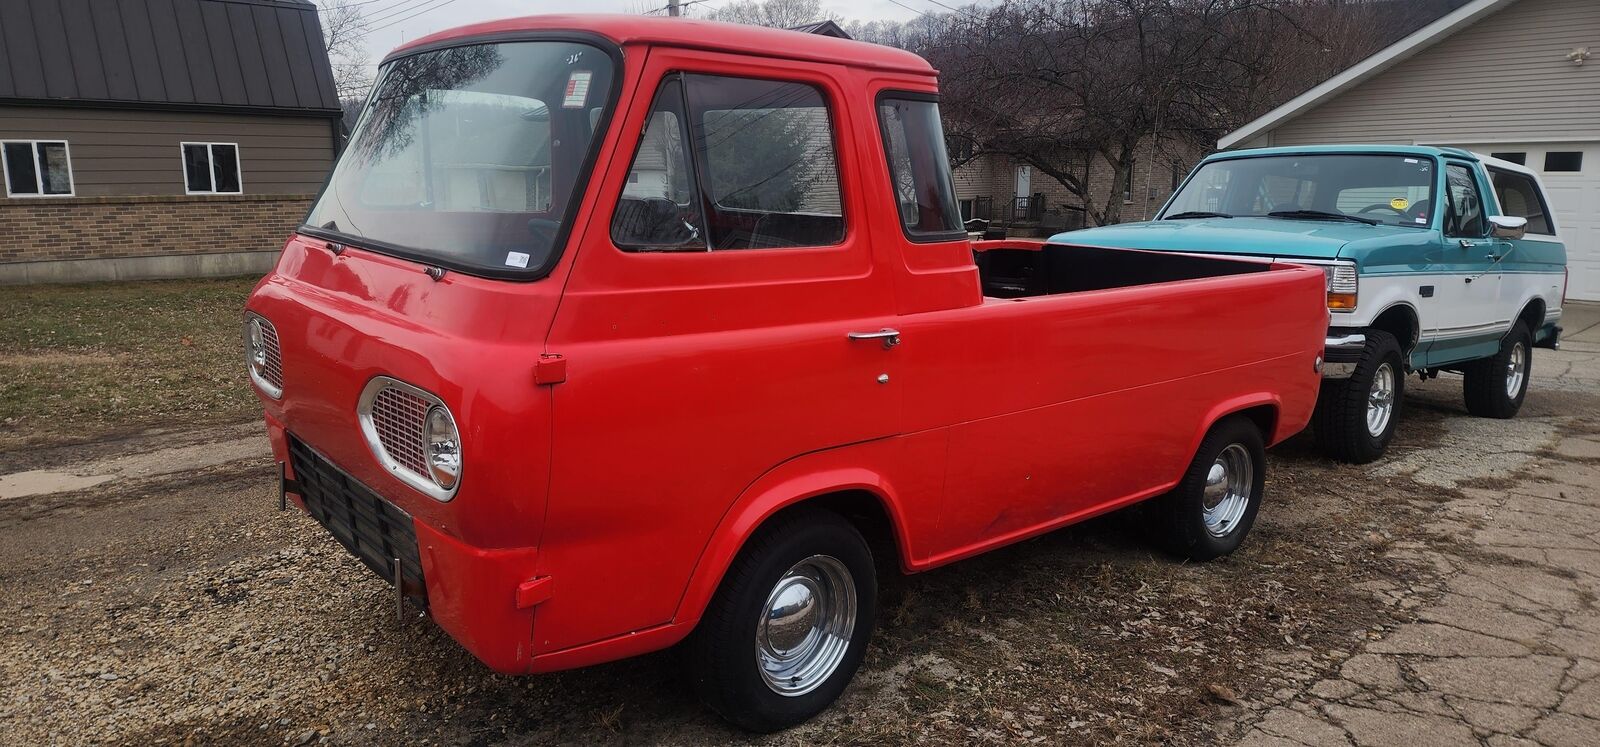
(535, 56, 902, 652)
(1426, 161, 1505, 364)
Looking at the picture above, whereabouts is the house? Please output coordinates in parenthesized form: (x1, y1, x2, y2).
(1218, 0, 1599, 301)
(950, 142, 1201, 235)
(0, 0, 342, 284)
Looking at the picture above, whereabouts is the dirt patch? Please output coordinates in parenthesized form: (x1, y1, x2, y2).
(0, 351, 123, 367)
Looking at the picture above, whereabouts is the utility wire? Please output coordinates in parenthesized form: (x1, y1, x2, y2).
(359, 0, 463, 38)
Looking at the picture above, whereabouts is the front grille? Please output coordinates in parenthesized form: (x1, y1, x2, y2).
(370, 386, 431, 477)
(259, 321, 284, 391)
(289, 437, 426, 604)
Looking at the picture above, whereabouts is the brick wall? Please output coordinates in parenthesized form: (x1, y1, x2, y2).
(0, 194, 311, 264)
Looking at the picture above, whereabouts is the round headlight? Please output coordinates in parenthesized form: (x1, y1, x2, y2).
(423, 406, 461, 490)
(247, 317, 267, 366)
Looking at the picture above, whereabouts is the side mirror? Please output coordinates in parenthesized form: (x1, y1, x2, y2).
(1489, 215, 1527, 240)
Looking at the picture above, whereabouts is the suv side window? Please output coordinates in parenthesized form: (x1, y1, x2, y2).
(1488, 168, 1554, 236)
(877, 94, 965, 240)
(1443, 163, 1485, 237)
(612, 74, 845, 251)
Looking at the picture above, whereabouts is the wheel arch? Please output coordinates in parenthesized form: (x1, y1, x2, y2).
(1188, 394, 1283, 456)
(1512, 297, 1546, 338)
(671, 458, 914, 633)
(1368, 302, 1421, 362)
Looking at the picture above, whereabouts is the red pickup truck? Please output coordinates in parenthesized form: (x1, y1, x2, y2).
(245, 15, 1327, 730)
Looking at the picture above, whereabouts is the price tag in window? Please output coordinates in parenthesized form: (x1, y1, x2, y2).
(563, 71, 592, 109)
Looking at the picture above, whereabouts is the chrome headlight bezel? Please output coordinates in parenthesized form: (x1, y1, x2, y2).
(356, 377, 462, 502)
(243, 312, 283, 399)
(423, 405, 462, 491)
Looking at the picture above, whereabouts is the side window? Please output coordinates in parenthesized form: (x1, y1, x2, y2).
(1443, 163, 1485, 237)
(612, 77, 707, 250)
(3, 140, 74, 197)
(183, 143, 242, 194)
(1490, 168, 1554, 235)
(612, 74, 845, 251)
(877, 95, 964, 240)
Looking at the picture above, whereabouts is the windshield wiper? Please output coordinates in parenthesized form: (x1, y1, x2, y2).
(1267, 209, 1379, 226)
(1164, 211, 1233, 220)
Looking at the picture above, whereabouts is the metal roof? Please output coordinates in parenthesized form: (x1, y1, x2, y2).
(0, 0, 341, 115)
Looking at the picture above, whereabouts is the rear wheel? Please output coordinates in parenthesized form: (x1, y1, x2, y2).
(686, 508, 877, 733)
(1313, 329, 1404, 464)
(1463, 323, 1532, 418)
(1150, 416, 1266, 561)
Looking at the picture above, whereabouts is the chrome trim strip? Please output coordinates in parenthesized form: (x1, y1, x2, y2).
(1322, 333, 1367, 379)
(356, 376, 460, 502)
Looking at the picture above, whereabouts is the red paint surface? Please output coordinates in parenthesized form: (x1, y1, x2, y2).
(249, 15, 1328, 675)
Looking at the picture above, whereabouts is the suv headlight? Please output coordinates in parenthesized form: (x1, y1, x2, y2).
(1324, 263, 1358, 312)
(243, 313, 283, 398)
(356, 377, 461, 501)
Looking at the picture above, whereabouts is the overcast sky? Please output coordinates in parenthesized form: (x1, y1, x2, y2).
(334, 0, 932, 73)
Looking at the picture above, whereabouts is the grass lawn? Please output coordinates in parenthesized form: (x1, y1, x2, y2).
(0, 277, 262, 451)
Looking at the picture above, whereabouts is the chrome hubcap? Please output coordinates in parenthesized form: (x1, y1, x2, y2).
(1366, 363, 1395, 437)
(1506, 342, 1526, 398)
(1201, 444, 1253, 538)
(757, 555, 856, 697)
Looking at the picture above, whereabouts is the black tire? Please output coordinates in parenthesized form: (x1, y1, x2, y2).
(1463, 323, 1532, 419)
(1150, 416, 1267, 561)
(686, 507, 877, 733)
(1313, 329, 1404, 464)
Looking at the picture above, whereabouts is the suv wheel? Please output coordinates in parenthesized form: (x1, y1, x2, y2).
(686, 507, 877, 733)
(1463, 323, 1532, 418)
(1313, 329, 1404, 464)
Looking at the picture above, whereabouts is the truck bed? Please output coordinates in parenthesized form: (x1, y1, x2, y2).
(973, 240, 1269, 299)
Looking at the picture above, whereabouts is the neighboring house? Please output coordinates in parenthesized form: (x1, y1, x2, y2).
(951, 141, 1202, 234)
(1219, 0, 1599, 301)
(0, 0, 342, 284)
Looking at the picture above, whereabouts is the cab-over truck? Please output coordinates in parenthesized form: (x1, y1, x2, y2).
(245, 15, 1329, 730)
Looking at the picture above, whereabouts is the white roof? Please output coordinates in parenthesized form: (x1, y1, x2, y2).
(1218, 0, 1522, 150)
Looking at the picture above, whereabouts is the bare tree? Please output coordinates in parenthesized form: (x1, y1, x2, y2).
(638, 0, 839, 26)
(319, 0, 375, 101)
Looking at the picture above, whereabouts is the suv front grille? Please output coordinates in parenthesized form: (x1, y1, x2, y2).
(289, 437, 426, 604)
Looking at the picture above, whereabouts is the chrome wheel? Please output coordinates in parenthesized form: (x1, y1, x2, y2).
(757, 555, 856, 697)
(1366, 363, 1395, 437)
(1201, 444, 1253, 538)
(1506, 342, 1526, 398)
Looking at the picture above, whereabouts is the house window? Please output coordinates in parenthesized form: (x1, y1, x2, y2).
(182, 143, 242, 194)
(1124, 158, 1135, 202)
(959, 198, 974, 221)
(1543, 152, 1583, 172)
(2, 140, 74, 197)
(1490, 152, 1526, 166)
(1170, 161, 1185, 192)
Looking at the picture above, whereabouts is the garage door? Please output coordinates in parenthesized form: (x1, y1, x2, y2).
(1458, 143, 1599, 302)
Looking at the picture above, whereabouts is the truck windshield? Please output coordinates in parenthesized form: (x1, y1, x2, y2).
(1163, 154, 1437, 228)
(304, 41, 615, 277)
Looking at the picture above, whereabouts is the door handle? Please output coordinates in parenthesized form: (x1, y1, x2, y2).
(847, 328, 901, 349)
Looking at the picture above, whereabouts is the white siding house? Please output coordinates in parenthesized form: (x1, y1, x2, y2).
(1219, 0, 1600, 301)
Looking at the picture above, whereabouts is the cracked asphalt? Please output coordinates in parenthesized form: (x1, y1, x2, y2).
(1232, 305, 1600, 747)
(1, 303, 1597, 745)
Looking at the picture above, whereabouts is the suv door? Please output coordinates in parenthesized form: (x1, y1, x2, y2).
(536, 54, 902, 653)
(1426, 161, 1506, 364)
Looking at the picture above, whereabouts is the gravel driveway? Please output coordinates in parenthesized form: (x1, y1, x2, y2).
(3, 306, 1598, 746)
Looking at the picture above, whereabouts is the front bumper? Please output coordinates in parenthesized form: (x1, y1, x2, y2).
(1322, 333, 1367, 379)
(265, 414, 542, 674)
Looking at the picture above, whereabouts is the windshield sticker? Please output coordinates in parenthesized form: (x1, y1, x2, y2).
(1390, 197, 1409, 210)
(1415, 217, 1427, 224)
(505, 251, 531, 269)
(563, 71, 592, 109)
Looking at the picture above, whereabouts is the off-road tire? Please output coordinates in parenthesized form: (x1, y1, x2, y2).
(1313, 329, 1404, 464)
(1463, 322, 1532, 419)
(1150, 416, 1267, 561)
(686, 507, 877, 733)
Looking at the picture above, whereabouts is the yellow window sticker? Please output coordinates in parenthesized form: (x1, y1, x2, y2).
(1390, 197, 1409, 211)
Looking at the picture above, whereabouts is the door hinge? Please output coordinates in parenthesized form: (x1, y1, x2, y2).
(515, 576, 554, 608)
(533, 354, 567, 385)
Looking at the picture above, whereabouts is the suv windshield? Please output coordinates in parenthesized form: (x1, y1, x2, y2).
(304, 41, 615, 277)
(1163, 154, 1437, 228)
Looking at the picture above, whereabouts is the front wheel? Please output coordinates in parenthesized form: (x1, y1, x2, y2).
(1463, 323, 1532, 418)
(1313, 329, 1404, 464)
(686, 508, 877, 733)
(1150, 416, 1267, 561)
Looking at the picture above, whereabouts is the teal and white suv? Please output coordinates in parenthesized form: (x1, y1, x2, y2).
(1058, 145, 1567, 463)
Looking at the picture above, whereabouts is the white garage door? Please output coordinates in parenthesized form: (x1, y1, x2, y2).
(1458, 143, 1600, 302)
